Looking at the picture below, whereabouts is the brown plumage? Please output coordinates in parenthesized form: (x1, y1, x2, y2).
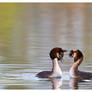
(36, 47, 67, 78)
(69, 50, 92, 79)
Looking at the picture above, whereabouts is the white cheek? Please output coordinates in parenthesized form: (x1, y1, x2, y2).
(74, 53, 77, 58)
(56, 53, 59, 58)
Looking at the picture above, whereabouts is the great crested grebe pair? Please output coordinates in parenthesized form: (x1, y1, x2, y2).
(36, 47, 92, 79)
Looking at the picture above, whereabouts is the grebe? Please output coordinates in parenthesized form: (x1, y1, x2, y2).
(69, 50, 92, 79)
(36, 47, 67, 78)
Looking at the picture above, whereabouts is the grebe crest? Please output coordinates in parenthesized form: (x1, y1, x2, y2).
(36, 47, 67, 78)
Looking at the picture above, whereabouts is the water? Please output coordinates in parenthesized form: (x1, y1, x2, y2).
(0, 3, 92, 89)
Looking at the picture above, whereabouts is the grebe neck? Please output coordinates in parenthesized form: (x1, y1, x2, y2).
(69, 57, 83, 77)
(52, 58, 62, 77)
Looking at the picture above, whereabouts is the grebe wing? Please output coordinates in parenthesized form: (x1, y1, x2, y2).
(36, 71, 52, 78)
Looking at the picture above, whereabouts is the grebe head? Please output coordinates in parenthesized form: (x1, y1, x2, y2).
(50, 47, 67, 62)
(69, 50, 83, 62)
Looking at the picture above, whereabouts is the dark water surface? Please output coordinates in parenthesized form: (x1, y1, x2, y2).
(0, 3, 92, 89)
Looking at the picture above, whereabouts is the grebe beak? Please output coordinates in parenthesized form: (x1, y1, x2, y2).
(63, 50, 67, 52)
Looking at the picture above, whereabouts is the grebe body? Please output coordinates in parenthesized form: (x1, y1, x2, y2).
(36, 48, 67, 78)
(69, 50, 92, 79)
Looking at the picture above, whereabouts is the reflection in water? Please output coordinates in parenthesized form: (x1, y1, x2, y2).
(50, 78, 62, 89)
(69, 78, 87, 89)
(69, 78, 79, 89)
